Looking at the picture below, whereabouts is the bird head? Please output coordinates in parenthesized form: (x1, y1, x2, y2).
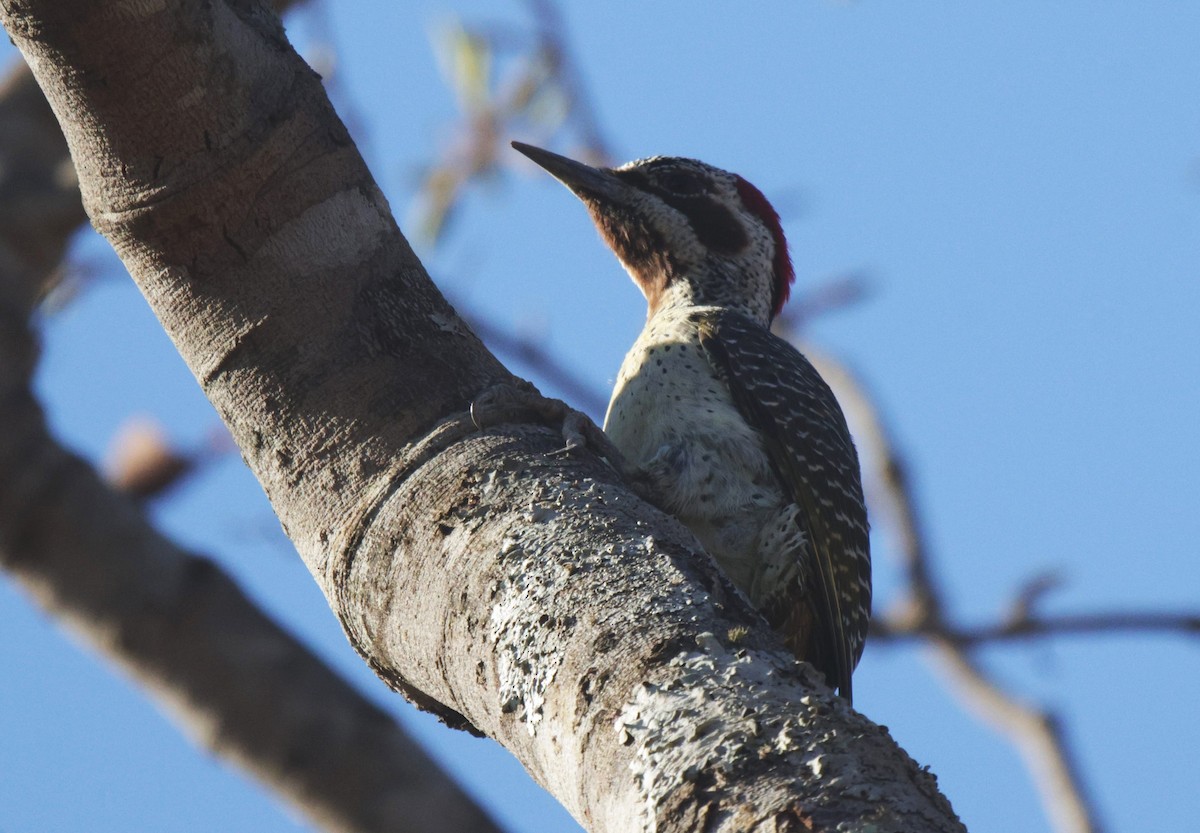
(513, 142, 794, 325)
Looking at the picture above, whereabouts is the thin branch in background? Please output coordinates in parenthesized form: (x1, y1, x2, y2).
(774, 272, 873, 333)
(801, 342, 1109, 833)
(931, 643, 1106, 833)
(523, 0, 614, 164)
(872, 610, 1200, 646)
(462, 306, 609, 419)
(1004, 570, 1066, 627)
(413, 0, 616, 243)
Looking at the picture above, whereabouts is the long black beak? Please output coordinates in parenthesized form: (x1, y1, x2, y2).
(511, 141, 625, 201)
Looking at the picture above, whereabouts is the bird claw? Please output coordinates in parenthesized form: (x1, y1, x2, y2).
(470, 381, 535, 432)
(470, 382, 602, 457)
(469, 382, 662, 505)
(547, 410, 588, 456)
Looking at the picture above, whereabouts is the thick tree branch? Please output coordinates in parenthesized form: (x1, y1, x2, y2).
(0, 52, 507, 833)
(0, 2, 964, 830)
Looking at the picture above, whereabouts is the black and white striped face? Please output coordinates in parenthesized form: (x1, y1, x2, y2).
(513, 143, 793, 324)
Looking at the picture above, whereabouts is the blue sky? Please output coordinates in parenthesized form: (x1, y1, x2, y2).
(2, 2, 1198, 832)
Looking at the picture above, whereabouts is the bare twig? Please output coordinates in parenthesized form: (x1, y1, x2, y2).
(931, 643, 1105, 833)
(461, 305, 609, 419)
(774, 272, 872, 332)
(524, 0, 614, 164)
(415, 0, 616, 242)
(874, 609, 1200, 645)
(809, 345, 1109, 833)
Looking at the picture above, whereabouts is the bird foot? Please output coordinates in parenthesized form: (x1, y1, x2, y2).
(470, 382, 661, 505)
(470, 381, 609, 457)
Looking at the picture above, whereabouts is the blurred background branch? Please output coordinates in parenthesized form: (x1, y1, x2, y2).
(411, 0, 615, 244)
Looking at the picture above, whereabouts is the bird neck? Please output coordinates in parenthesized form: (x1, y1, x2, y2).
(641, 260, 773, 327)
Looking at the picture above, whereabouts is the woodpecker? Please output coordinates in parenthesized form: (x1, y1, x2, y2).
(513, 141, 871, 702)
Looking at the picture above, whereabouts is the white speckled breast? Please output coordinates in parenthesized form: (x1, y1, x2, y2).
(603, 305, 788, 592)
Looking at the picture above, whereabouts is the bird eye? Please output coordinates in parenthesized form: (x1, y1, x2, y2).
(657, 171, 704, 195)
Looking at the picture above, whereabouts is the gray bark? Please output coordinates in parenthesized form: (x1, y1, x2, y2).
(0, 53, 504, 833)
(0, 1, 966, 830)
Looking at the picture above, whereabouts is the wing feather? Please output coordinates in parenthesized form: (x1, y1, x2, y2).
(696, 308, 871, 702)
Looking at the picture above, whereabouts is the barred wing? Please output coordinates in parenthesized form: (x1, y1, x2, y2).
(697, 309, 871, 702)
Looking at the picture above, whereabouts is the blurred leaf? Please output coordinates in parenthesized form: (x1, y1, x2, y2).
(435, 19, 492, 114)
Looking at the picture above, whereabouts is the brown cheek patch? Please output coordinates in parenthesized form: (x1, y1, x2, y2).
(590, 203, 674, 307)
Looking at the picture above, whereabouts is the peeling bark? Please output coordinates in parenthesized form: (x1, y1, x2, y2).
(0, 1, 966, 830)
